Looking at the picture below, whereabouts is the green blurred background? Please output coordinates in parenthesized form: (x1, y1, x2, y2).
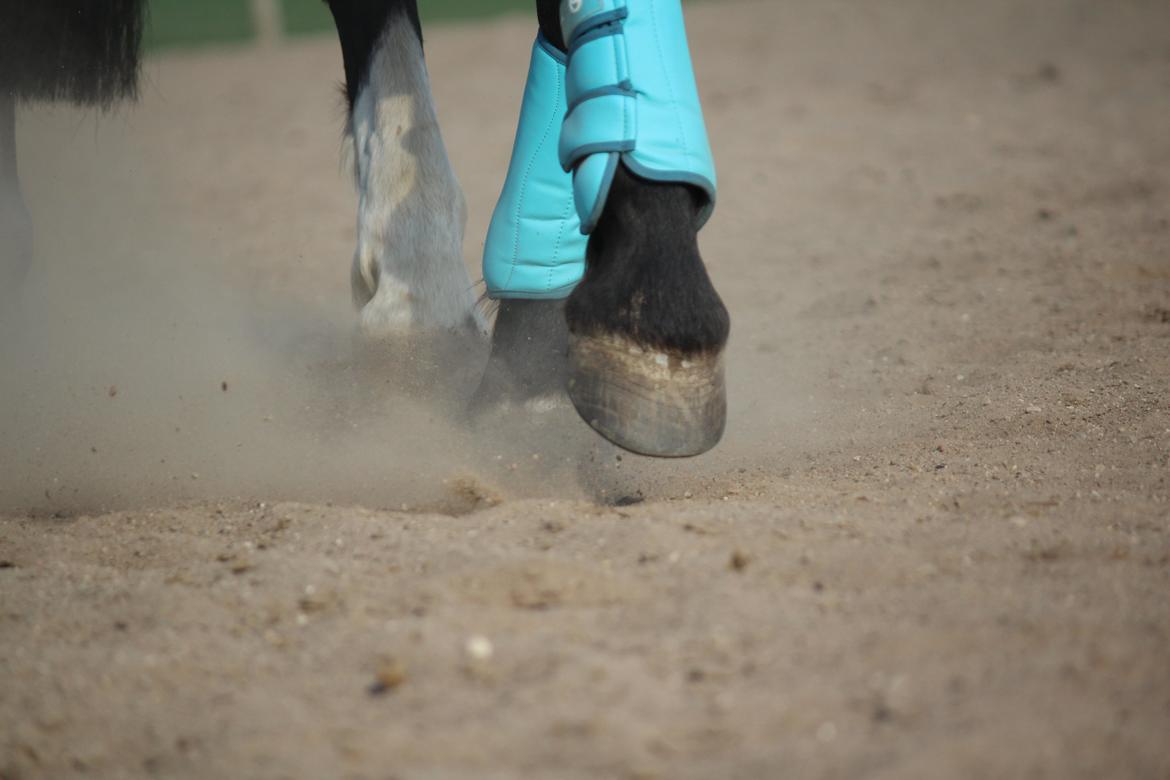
(145, 0, 536, 49)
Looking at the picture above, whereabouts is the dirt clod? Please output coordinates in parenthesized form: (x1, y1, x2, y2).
(368, 660, 407, 696)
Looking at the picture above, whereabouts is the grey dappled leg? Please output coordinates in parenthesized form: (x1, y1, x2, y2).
(328, 3, 483, 338)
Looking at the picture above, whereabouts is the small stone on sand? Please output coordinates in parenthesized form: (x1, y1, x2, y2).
(465, 635, 493, 661)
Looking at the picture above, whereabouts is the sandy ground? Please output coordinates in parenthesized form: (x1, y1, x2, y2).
(3, 0, 1170, 777)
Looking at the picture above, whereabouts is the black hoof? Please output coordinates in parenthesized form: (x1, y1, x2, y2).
(567, 333, 726, 458)
(469, 299, 572, 419)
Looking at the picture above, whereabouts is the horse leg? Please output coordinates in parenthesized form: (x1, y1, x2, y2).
(0, 95, 33, 306)
(564, 166, 729, 457)
(326, 0, 483, 338)
(472, 22, 582, 414)
(538, 0, 730, 457)
(476, 1, 729, 454)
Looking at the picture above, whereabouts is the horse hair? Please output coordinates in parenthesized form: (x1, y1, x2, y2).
(0, 0, 147, 106)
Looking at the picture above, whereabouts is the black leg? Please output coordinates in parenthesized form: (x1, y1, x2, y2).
(566, 166, 729, 358)
(535, 0, 566, 52)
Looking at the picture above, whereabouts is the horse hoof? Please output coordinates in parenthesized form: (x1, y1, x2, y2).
(567, 333, 726, 458)
(468, 299, 571, 421)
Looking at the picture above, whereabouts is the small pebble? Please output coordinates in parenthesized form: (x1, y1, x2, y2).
(465, 635, 493, 661)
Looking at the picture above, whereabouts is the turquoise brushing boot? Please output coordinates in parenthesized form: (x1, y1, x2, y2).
(558, 0, 717, 234)
(483, 34, 587, 301)
(483, 1, 718, 295)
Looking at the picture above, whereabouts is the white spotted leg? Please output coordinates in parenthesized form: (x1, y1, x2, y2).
(346, 16, 484, 339)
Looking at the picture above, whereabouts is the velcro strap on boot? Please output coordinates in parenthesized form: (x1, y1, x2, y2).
(483, 34, 588, 300)
(559, 0, 717, 234)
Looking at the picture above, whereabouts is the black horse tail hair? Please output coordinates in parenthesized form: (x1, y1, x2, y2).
(0, 0, 148, 107)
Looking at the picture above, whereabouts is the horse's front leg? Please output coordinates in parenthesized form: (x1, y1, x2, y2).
(326, 1, 483, 337)
(0, 95, 34, 307)
(480, 0, 729, 456)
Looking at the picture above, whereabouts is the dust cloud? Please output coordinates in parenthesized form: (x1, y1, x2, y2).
(0, 104, 599, 516)
(0, 53, 822, 518)
(0, 216, 504, 515)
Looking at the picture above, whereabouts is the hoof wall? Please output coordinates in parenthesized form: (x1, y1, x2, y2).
(567, 334, 726, 458)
